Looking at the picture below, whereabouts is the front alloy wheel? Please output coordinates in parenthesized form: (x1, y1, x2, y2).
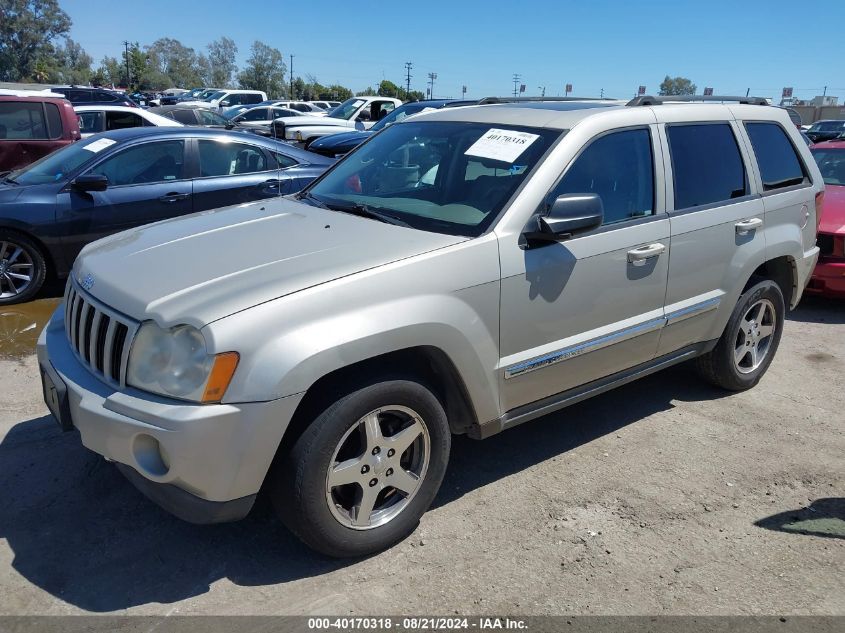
(272, 380, 450, 557)
(0, 233, 46, 305)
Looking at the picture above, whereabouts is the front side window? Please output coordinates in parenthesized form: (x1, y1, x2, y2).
(549, 128, 654, 225)
(745, 122, 807, 191)
(0, 102, 48, 140)
(668, 123, 747, 210)
(198, 139, 269, 176)
(89, 141, 185, 186)
(105, 111, 144, 131)
(329, 98, 366, 120)
(811, 148, 845, 186)
(306, 121, 561, 236)
(77, 111, 104, 135)
(171, 109, 198, 125)
(239, 108, 270, 122)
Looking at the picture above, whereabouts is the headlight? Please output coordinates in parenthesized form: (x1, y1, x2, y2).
(127, 322, 239, 403)
(295, 131, 304, 141)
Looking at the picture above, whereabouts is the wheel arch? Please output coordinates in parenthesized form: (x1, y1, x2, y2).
(745, 255, 797, 308)
(278, 345, 480, 458)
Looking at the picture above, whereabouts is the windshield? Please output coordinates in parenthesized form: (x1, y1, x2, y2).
(306, 121, 561, 237)
(7, 137, 109, 185)
(811, 148, 845, 185)
(205, 91, 226, 102)
(371, 102, 439, 132)
(327, 98, 366, 120)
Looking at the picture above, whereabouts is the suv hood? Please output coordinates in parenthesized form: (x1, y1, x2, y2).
(73, 198, 465, 327)
(820, 184, 845, 234)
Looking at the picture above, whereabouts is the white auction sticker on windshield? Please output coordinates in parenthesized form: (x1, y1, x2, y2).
(82, 138, 117, 153)
(465, 128, 540, 163)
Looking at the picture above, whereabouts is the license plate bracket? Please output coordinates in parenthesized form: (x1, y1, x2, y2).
(40, 365, 73, 432)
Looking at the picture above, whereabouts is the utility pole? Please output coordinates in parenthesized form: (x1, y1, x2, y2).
(428, 72, 437, 99)
(462, 85, 467, 99)
(289, 54, 294, 98)
(538, 86, 545, 97)
(404, 61, 413, 99)
(512, 73, 521, 98)
(123, 40, 131, 88)
(823, 85, 828, 96)
(600, 88, 604, 98)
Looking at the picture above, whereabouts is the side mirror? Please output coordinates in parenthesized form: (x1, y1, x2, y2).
(522, 193, 603, 246)
(72, 174, 109, 193)
(220, 100, 230, 107)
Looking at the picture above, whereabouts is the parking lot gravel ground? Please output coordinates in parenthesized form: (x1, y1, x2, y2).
(0, 295, 842, 616)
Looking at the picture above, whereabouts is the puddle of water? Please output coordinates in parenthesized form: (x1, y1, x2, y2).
(0, 298, 61, 360)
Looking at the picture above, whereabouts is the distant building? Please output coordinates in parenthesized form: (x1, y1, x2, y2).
(810, 95, 838, 107)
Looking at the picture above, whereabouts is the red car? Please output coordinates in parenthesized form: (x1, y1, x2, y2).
(808, 140, 845, 297)
(0, 94, 81, 173)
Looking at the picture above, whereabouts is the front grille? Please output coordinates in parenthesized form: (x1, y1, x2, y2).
(817, 233, 834, 257)
(64, 280, 139, 387)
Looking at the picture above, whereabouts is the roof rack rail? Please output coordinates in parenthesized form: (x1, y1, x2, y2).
(627, 95, 769, 107)
(478, 96, 617, 105)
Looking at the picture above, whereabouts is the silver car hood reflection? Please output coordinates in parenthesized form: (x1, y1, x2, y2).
(73, 198, 465, 327)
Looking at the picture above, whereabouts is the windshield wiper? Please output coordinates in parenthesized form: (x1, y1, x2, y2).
(2, 174, 17, 184)
(323, 200, 411, 227)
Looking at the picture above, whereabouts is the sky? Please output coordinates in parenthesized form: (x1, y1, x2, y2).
(63, 0, 845, 103)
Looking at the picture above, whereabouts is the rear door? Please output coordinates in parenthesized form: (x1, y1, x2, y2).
(192, 137, 284, 209)
(656, 115, 766, 356)
(57, 139, 192, 262)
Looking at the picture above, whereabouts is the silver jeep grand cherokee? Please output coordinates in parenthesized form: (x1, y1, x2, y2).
(39, 96, 822, 557)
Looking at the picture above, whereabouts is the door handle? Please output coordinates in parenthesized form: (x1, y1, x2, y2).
(627, 243, 666, 265)
(735, 217, 763, 235)
(158, 192, 190, 203)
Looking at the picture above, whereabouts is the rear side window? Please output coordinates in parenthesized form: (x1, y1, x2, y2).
(668, 123, 747, 210)
(0, 102, 49, 140)
(745, 122, 807, 191)
(198, 139, 269, 176)
(550, 128, 655, 225)
(105, 111, 144, 130)
(240, 107, 270, 122)
(44, 103, 63, 139)
(77, 111, 104, 135)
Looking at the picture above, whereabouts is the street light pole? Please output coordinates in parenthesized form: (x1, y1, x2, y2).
(290, 54, 294, 98)
(123, 40, 130, 89)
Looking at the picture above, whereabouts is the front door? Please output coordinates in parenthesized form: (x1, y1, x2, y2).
(499, 126, 670, 413)
(57, 139, 192, 263)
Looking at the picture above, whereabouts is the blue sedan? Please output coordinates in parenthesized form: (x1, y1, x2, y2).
(0, 127, 334, 304)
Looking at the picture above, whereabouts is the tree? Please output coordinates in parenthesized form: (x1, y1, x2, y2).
(95, 56, 123, 88)
(146, 37, 204, 88)
(238, 41, 286, 98)
(0, 0, 71, 81)
(659, 75, 697, 96)
(326, 84, 352, 101)
(378, 79, 401, 98)
(53, 38, 93, 85)
(207, 37, 237, 87)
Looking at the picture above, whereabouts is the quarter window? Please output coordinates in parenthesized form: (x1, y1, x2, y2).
(44, 103, 63, 139)
(745, 122, 807, 190)
(198, 140, 269, 176)
(89, 141, 185, 186)
(667, 123, 747, 210)
(550, 128, 655, 225)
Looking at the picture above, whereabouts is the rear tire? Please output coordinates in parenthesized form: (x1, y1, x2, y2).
(271, 379, 450, 557)
(695, 280, 785, 391)
(0, 231, 47, 305)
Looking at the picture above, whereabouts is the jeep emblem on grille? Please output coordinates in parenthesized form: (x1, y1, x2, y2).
(79, 274, 95, 291)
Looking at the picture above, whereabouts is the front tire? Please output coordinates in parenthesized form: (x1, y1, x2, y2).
(271, 380, 451, 557)
(0, 231, 46, 305)
(695, 279, 785, 391)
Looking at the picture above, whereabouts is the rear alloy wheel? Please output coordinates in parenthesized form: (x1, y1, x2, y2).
(272, 380, 450, 557)
(695, 279, 785, 391)
(0, 233, 46, 305)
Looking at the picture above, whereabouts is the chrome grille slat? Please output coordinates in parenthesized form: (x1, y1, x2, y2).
(63, 278, 139, 388)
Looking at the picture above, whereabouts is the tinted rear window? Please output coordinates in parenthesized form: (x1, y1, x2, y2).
(0, 102, 48, 140)
(44, 102, 63, 139)
(667, 123, 747, 210)
(745, 122, 807, 191)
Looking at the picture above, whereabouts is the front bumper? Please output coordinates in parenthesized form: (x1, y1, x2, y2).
(806, 258, 845, 298)
(37, 307, 304, 524)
